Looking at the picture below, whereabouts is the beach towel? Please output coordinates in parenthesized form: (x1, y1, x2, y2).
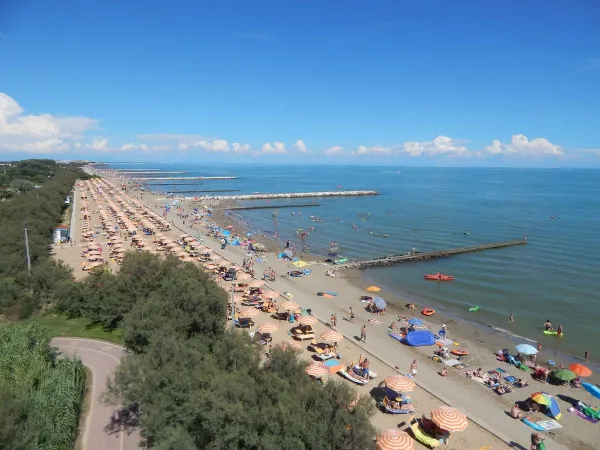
(535, 420, 562, 431)
(504, 375, 518, 384)
(325, 291, 338, 296)
(443, 359, 461, 367)
(323, 359, 344, 374)
(569, 408, 599, 423)
(495, 367, 507, 373)
(322, 294, 334, 298)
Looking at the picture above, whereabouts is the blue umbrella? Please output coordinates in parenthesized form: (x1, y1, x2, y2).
(373, 297, 386, 310)
(582, 382, 600, 400)
(515, 344, 538, 355)
(408, 318, 423, 325)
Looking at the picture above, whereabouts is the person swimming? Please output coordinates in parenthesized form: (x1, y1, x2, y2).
(544, 320, 553, 331)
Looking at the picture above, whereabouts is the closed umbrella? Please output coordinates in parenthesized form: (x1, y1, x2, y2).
(383, 375, 415, 392)
(582, 382, 600, 400)
(375, 430, 414, 450)
(430, 406, 469, 432)
(298, 315, 318, 326)
(569, 364, 592, 377)
(515, 344, 538, 355)
(320, 330, 344, 342)
(305, 362, 328, 377)
(552, 369, 577, 382)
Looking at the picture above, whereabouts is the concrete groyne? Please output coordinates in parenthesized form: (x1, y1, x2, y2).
(135, 176, 238, 180)
(193, 190, 378, 200)
(123, 171, 185, 175)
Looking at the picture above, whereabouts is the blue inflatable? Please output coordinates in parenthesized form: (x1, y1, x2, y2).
(403, 330, 435, 347)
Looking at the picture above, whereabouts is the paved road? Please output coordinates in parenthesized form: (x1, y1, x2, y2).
(52, 338, 140, 450)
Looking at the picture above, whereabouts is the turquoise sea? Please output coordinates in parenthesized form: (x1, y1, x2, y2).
(108, 163, 600, 366)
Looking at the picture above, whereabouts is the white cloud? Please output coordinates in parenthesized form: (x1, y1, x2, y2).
(121, 143, 149, 152)
(194, 139, 230, 152)
(261, 142, 286, 153)
(402, 135, 468, 157)
(0, 92, 98, 153)
(483, 134, 563, 156)
(232, 143, 250, 154)
(324, 145, 344, 156)
(89, 138, 109, 150)
(354, 144, 396, 156)
(293, 139, 308, 153)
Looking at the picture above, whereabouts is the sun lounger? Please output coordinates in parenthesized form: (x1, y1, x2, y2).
(352, 365, 377, 379)
(315, 352, 335, 361)
(291, 328, 315, 340)
(410, 422, 440, 448)
(380, 399, 416, 414)
(340, 369, 369, 385)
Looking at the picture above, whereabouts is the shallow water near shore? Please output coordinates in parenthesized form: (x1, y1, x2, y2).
(108, 163, 600, 367)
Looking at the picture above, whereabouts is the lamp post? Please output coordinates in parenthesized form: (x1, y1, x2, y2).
(231, 280, 235, 330)
(24, 227, 31, 274)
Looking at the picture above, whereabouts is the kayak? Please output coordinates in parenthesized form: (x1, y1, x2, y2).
(469, 306, 479, 312)
(424, 272, 454, 281)
(543, 330, 565, 337)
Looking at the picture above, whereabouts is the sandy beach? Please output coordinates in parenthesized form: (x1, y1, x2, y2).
(54, 175, 600, 450)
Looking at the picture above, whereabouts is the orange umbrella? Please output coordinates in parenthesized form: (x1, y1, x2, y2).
(569, 364, 592, 377)
(263, 291, 279, 300)
(280, 301, 299, 311)
(320, 330, 344, 342)
(298, 315, 318, 326)
(383, 375, 415, 392)
(430, 406, 469, 432)
(239, 307, 260, 318)
(257, 322, 279, 334)
(278, 339, 302, 351)
(366, 286, 381, 292)
(305, 362, 328, 377)
(237, 273, 252, 281)
(375, 430, 414, 450)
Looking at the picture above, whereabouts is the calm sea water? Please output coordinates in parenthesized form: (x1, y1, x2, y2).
(109, 164, 600, 363)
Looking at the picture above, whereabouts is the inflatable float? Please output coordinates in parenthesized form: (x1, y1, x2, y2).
(424, 272, 454, 281)
(543, 330, 564, 337)
(403, 330, 436, 347)
(421, 308, 436, 316)
(469, 306, 479, 312)
(451, 348, 469, 356)
(522, 417, 545, 431)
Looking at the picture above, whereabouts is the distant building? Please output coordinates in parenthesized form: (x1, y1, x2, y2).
(54, 224, 70, 243)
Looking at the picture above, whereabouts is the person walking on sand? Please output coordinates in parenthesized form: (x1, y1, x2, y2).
(510, 312, 514, 322)
(349, 307, 355, 323)
(585, 351, 589, 362)
(360, 325, 367, 343)
(410, 360, 418, 377)
(537, 342, 542, 352)
(530, 432, 544, 450)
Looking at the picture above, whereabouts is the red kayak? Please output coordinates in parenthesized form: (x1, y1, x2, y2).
(424, 272, 454, 281)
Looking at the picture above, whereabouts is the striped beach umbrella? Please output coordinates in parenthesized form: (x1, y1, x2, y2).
(237, 272, 252, 281)
(257, 322, 279, 334)
(280, 301, 299, 311)
(248, 280, 264, 288)
(278, 339, 302, 351)
(320, 330, 344, 343)
(305, 362, 328, 377)
(263, 291, 279, 300)
(383, 375, 415, 392)
(430, 406, 469, 432)
(376, 430, 414, 450)
(346, 392, 360, 410)
(239, 307, 260, 318)
(298, 315, 318, 326)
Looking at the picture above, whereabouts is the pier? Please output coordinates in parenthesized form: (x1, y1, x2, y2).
(208, 190, 378, 200)
(125, 171, 186, 175)
(115, 168, 159, 171)
(222, 203, 319, 211)
(166, 189, 240, 194)
(340, 239, 527, 269)
(134, 176, 238, 180)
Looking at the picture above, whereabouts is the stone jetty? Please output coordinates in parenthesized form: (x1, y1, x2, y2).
(190, 190, 379, 200)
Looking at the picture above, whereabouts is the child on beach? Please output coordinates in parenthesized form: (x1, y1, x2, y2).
(410, 360, 418, 376)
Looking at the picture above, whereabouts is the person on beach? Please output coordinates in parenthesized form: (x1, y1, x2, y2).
(440, 367, 448, 377)
(510, 403, 524, 419)
(439, 324, 447, 339)
(349, 307, 355, 323)
(510, 312, 514, 322)
(537, 342, 542, 352)
(410, 360, 418, 376)
(360, 325, 367, 343)
(531, 432, 544, 450)
(544, 320, 553, 331)
(330, 314, 337, 328)
(585, 351, 590, 362)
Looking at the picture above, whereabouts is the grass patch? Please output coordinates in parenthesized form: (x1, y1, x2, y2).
(27, 313, 124, 345)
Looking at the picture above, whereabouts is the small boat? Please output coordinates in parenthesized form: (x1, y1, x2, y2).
(424, 272, 454, 281)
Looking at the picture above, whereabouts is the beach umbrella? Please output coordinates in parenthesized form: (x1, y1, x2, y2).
(305, 362, 329, 377)
(280, 301, 299, 311)
(408, 318, 423, 326)
(249, 280, 264, 288)
(569, 364, 592, 377)
(278, 340, 302, 351)
(515, 344, 538, 355)
(237, 273, 252, 281)
(383, 375, 415, 392)
(263, 291, 279, 300)
(581, 382, 600, 400)
(239, 307, 260, 318)
(373, 297, 386, 310)
(530, 392, 552, 406)
(366, 286, 381, 292)
(430, 406, 469, 432)
(530, 392, 561, 419)
(233, 293, 247, 302)
(375, 430, 414, 450)
(552, 369, 577, 382)
(320, 330, 344, 343)
(298, 315, 318, 326)
(346, 392, 361, 410)
(257, 322, 280, 334)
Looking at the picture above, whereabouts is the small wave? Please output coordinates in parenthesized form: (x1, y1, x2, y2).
(490, 326, 536, 343)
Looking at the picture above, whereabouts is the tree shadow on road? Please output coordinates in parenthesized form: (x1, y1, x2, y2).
(104, 403, 140, 436)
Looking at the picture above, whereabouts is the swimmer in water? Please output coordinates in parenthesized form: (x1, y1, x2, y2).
(544, 320, 553, 331)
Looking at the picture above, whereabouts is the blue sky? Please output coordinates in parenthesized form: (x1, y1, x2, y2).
(0, 0, 599, 166)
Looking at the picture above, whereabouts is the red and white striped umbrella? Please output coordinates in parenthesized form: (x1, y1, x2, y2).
(298, 315, 318, 326)
(237, 272, 252, 281)
(305, 362, 329, 377)
(376, 430, 414, 450)
(257, 322, 279, 334)
(278, 339, 302, 351)
(248, 280, 264, 288)
(280, 301, 299, 311)
(320, 330, 344, 343)
(239, 307, 260, 317)
(346, 392, 361, 410)
(383, 375, 415, 392)
(430, 406, 469, 432)
(263, 290, 279, 300)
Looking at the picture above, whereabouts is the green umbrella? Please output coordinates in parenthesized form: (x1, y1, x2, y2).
(552, 369, 577, 381)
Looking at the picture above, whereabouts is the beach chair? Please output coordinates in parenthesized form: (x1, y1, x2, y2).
(409, 421, 440, 448)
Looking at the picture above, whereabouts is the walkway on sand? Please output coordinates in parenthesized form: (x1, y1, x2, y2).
(52, 338, 140, 450)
